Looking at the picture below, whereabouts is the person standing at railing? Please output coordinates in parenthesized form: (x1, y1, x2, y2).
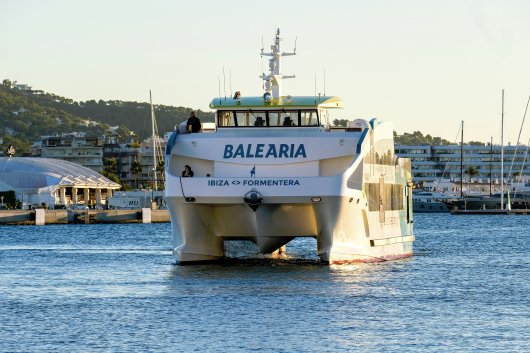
(186, 111, 202, 133)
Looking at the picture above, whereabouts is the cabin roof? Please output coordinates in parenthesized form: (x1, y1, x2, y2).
(209, 95, 343, 109)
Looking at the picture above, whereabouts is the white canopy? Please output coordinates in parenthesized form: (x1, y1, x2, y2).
(0, 157, 121, 192)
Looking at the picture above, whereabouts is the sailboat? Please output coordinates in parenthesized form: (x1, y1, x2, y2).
(451, 90, 530, 214)
(149, 91, 165, 192)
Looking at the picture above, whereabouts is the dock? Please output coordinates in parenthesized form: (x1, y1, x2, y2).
(451, 209, 530, 215)
(0, 209, 170, 225)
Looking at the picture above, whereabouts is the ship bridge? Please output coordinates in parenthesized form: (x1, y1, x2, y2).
(209, 95, 343, 128)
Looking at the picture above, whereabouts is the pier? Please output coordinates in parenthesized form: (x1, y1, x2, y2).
(451, 209, 530, 215)
(0, 209, 169, 225)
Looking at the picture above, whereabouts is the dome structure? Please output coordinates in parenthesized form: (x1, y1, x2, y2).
(0, 157, 121, 208)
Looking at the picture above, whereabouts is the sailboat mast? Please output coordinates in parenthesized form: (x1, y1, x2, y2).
(460, 120, 464, 198)
(150, 90, 158, 192)
(500, 89, 504, 210)
(489, 136, 493, 196)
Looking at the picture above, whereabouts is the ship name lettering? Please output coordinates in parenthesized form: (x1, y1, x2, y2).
(223, 144, 306, 159)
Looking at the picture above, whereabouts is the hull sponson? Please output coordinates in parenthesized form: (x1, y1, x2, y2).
(167, 193, 414, 264)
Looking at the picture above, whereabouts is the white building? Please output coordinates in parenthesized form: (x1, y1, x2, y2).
(0, 157, 121, 209)
(31, 134, 104, 172)
(395, 144, 530, 186)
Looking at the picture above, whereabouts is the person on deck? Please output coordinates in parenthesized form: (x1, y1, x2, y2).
(282, 116, 294, 126)
(182, 165, 194, 177)
(186, 111, 202, 133)
(254, 117, 264, 126)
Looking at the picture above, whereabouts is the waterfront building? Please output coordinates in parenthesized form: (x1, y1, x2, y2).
(102, 135, 168, 190)
(102, 142, 140, 187)
(138, 136, 167, 189)
(31, 133, 104, 172)
(395, 144, 530, 189)
(0, 157, 120, 209)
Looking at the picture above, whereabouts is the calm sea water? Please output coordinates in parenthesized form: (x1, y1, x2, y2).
(0, 214, 529, 352)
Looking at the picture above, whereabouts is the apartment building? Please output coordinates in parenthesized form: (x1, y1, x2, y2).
(395, 144, 529, 184)
(31, 133, 104, 172)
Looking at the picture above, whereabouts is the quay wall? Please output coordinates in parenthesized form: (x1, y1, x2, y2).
(0, 209, 170, 225)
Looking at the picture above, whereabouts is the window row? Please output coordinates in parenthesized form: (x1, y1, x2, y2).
(217, 110, 320, 127)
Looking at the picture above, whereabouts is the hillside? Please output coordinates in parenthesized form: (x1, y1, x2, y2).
(0, 79, 214, 154)
(0, 82, 124, 153)
(39, 95, 215, 139)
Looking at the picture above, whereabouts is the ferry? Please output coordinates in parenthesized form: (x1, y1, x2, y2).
(165, 29, 414, 264)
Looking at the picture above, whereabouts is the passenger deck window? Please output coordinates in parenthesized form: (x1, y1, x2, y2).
(217, 109, 319, 127)
(301, 110, 319, 126)
(218, 111, 235, 127)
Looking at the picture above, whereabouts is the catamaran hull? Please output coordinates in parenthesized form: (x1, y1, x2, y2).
(167, 193, 414, 264)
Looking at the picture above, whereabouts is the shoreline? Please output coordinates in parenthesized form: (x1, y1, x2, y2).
(0, 209, 169, 225)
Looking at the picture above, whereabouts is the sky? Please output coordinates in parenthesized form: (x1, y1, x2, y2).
(1, 0, 529, 144)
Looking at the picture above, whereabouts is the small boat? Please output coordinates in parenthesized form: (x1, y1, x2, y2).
(412, 191, 451, 213)
(165, 29, 414, 264)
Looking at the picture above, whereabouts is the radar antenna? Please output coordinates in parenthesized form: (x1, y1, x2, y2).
(259, 28, 296, 100)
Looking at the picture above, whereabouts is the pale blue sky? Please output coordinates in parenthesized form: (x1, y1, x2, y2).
(1, 0, 529, 143)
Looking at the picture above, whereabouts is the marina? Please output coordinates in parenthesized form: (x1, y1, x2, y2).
(2, 2, 529, 352)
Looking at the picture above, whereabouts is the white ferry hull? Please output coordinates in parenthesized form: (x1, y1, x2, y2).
(166, 161, 414, 264)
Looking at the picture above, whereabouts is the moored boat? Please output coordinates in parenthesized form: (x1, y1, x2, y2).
(412, 191, 452, 213)
(165, 29, 414, 264)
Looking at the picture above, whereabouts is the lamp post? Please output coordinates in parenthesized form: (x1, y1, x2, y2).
(1, 196, 4, 209)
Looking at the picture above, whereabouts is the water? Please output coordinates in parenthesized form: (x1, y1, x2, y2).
(0, 214, 529, 352)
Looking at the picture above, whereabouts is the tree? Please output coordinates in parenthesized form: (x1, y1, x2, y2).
(2, 79, 13, 88)
(468, 141, 485, 146)
(100, 171, 121, 185)
(332, 119, 349, 127)
(104, 158, 117, 174)
(394, 130, 453, 145)
(512, 171, 522, 181)
(465, 166, 479, 181)
(156, 160, 165, 189)
(130, 159, 143, 189)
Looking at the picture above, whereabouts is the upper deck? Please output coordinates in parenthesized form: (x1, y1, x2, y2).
(209, 95, 343, 128)
(209, 95, 343, 110)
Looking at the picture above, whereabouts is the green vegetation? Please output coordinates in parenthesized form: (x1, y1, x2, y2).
(465, 166, 479, 179)
(332, 119, 349, 127)
(0, 81, 124, 154)
(332, 119, 458, 146)
(130, 159, 142, 189)
(1, 79, 213, 154)
(0, 190, 17, 209)
(393, 131, 453, 146)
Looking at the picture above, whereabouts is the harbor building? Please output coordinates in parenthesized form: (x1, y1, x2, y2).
(102, 142, 141, 187)
(395, 144, 530, 188)
(102, 134, 167, 190)
(30, 134, 104, 172)
(138, 136, 167, 189)
(0, 157, 120, 209)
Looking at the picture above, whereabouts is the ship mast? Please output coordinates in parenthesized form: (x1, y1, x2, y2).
(500, 89, 504, 210)
(260, 29, 296, 99)
(150, 90, 157, 192)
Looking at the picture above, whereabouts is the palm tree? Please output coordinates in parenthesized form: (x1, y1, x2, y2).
(465, 166, 479, 182)
(156, 160, 165, 189)
(104, 158, 117, 174)
(130, 159, 142, 189)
